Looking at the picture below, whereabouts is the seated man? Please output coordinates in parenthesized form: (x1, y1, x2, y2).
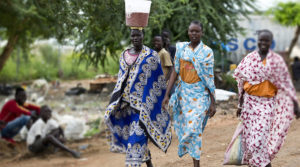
(0, 87, 40, 143)
(27, 105, 80, 158)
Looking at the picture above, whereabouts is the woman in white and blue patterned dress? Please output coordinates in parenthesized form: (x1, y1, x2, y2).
(105, 28, 172, 167)
(162, 21, 216, 167)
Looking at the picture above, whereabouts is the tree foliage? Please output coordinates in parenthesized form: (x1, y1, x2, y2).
(75, 0, 256, 66)
(0, 0, 81, 44)
(0, 0, 80, 71)
(0, 0, 256, 71)
(269, 2, 300, 57)
(271, 2, 300, 26)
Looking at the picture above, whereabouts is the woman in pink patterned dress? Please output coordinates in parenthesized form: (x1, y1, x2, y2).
(234, 29, 300, 167)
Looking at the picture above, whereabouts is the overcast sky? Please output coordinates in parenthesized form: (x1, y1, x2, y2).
(255, 0, 298, 10)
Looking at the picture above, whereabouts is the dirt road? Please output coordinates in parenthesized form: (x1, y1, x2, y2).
(1, 113, 300, 167)
(0, 81, 299, 167)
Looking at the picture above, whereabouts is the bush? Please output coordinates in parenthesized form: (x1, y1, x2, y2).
(220, 73, 238, 92)
(0, 44, 120, 83)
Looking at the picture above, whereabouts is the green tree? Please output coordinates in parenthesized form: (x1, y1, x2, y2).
(0, 0, 81, 71)
(73, 0, 176, 66)
(1, 0, 256, 72)
(39, 45, 60, 67)
(270, 2, 300, 58)
(75, 0, 256, 67)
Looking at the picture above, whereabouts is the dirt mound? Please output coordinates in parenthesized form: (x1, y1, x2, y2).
(0, 140, 28, 160)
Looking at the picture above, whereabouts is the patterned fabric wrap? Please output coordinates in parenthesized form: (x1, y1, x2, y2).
(224, 122, 245, 165)
(169, 42, 215, 160)
(105, 46, 172, 156)
(234, 50, 298, 167)
(109, 106, 150, 167)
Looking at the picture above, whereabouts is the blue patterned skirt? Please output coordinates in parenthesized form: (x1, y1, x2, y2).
(109, 104, 151, 166)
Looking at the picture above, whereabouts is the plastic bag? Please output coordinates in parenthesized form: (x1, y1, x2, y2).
(54, 114, 87, 140)
(64, 118, 86, 140)
(223, 122, 245, 165)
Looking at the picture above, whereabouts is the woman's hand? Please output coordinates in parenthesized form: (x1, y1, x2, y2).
(162, 96, 170, 111)
(236, 108, 242, 117)
(206, 89, 216, 118)
(237, 90, 245, 118)
(208, 102, 216, 118)
(293, 100, 300, 119)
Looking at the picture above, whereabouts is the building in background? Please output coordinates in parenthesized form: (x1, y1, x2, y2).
(227, 15, 300, 64)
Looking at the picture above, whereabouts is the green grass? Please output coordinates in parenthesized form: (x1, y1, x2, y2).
(0, 45, 120, 83)
(84, 118, 101, 137)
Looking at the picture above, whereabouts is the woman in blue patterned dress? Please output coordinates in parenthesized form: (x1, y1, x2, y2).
(162, 21, 216, 167)
(105, 28, 172, 167)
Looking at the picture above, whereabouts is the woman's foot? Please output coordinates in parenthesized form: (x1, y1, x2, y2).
(266, 163, 272, 167)
(71, 151, 81, 159)
(193, 158, 200, 167)
(146, 160, 153, 167)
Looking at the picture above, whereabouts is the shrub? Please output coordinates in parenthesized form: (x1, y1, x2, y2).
(220, 73, 238, 92)
(0, 44, 120, 83)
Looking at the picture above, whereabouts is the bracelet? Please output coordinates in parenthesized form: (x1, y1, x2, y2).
(237, 105, 243, 109)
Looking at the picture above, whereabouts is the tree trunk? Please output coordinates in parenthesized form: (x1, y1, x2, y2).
(288, 25, 300, 57)
(0, 35, 19, 72)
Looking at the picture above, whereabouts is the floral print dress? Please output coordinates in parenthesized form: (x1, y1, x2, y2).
(170, 42, 215, 160)
(234, 50, 298, 167)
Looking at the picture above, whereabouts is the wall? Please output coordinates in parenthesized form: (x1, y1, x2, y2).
(227, 15, 300, 63)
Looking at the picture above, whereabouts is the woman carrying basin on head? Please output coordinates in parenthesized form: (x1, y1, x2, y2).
(105, 27, 172, 167)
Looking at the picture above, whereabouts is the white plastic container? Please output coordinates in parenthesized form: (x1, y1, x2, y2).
(125, 0, 152, 27)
